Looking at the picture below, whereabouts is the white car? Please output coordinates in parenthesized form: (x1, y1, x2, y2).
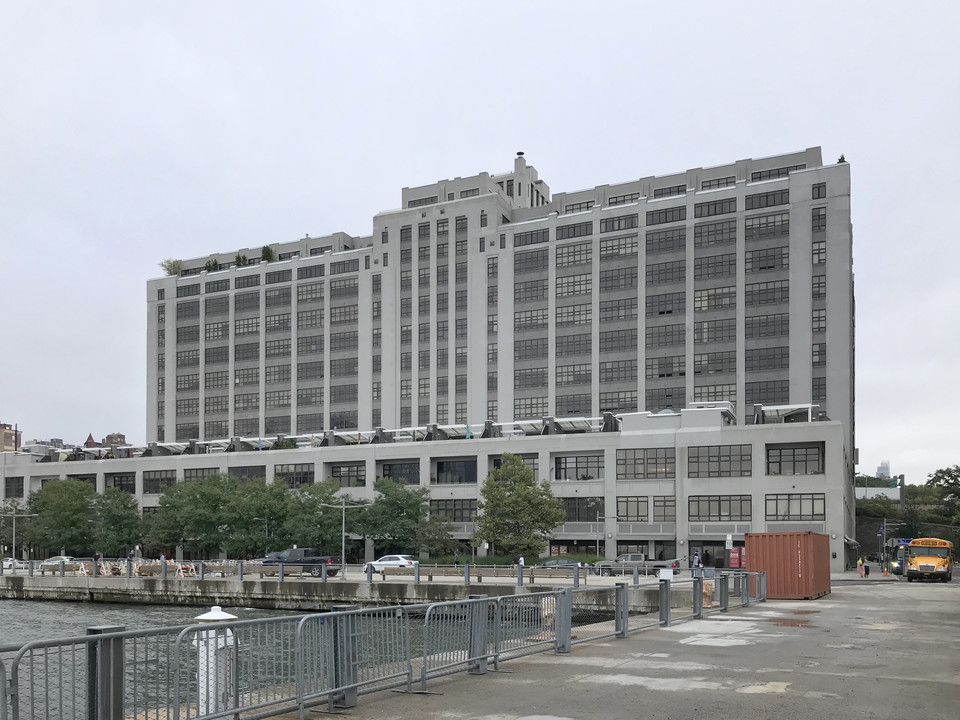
(363, 554, 418, 573)
(2, 558, 29, 571)
(40, 556, 77, 572)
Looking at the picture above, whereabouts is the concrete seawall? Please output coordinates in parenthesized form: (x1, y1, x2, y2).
(0, 575, 688, 612)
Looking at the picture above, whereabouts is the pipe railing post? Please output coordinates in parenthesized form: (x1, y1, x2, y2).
(658, 578, 671, 626)
(693, 576, 704, 618)
(615, 583, 629, 638)
(467, 595, 489, 674)
(464, 564, 470, 586)
(237, 560, 244, 582)
(719, 574, 729, 611)
(321, 563, 328, 583)
(87, 625, 125, 720)
(573, 565, 580, 589)
(556, 588, 573, 653)
(516, 565, 523, 587)
(366, 563, 374, 583)
(741, 573, 750, 607)
(278, 563, 285, 582)
(330, 605, 359, 708)
(414, 564, 420, 585)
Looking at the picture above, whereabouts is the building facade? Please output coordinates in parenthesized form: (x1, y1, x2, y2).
(0, 405, 856, 571)
(145, 147, 853, 459)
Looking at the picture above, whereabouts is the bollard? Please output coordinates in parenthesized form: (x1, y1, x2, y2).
(556, 588, 573, 653)
(741, 573, 750, 607)
(759, 571, 767, 602)
(414, 564, 420, 585)
(87, 625, 125, 720)
(516, 565, 523, 587)
(615, 583, 629, 638)
(719, 574, 729, 611)
(322, 563, 328, 583)
(60, 560, 66, 577)
(28, 561, 34, 577)
(199, 561, 205, 581)
(237, 560, 244, 582)
(193, 606, 238, 717)
(93, 560, 100, 578)
(464, 564, 470, 586)
(658, 578, 671, 626)
(331, 605, 359, 708)
(633, 566, 640, 587)
(278, 563, 285, 582)
(366, 563, 374, 583)
(126, 558, 133, 579)
(693, 576, 704, 618)
(467, 595, 489, 674)
(161, 561, 168, 580)
(573, 565, 580, 589)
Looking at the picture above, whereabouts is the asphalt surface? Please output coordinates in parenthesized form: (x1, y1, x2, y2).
(305, 573, 960, 720)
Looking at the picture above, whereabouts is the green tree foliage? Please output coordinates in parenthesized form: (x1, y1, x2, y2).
(91, 489, 142, 557)
(220, 478, 293, 558)
(856, 495, 897, 519)
(359, 478, 431, 554)
(284, 480, 353, 552)
(25, 480, 97, 555)
(204, 258, 219, 272)
(159, 258, 183, 276)
(926, 465, 960, 504)
(414, 513, 459, 556)
(261, 245, 275, 263)
(473, 453, 565, 558)
(145, 474, 239, 557)
(235, 253, 249, 267)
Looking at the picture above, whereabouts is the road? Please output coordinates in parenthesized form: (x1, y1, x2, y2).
(302, 576, 960, 720)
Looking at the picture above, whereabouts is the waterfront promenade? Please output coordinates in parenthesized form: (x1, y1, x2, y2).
(273, 574, 960, 720)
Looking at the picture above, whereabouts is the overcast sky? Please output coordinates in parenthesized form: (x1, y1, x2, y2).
(1, 3, 958, 484)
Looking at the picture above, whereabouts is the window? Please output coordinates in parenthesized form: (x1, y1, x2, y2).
(265, 313, 291, 333)
(556, 333, 591, 356)
(298, 387, 322, 406)
(430, 499, 477, 522)
(647, 260, 685, 285)
(600, 359, 637, 382)
(653, 496, 676, 522)
(205, 370, 229, 389)
(600, 214, 638, 233)
(234, 342, 259, 362)
(646, 292, 685, 316)
(556, 241, 592, 267)
(564, 200, 594, 213)
(330, 357, 358, 377)
(408, 196, 437, 209)
(751, 165, 804, 182)
(688, 445, 752, 477)
(330, 259, 360, 275)
(746, 346, 789, 371)
(176, 374, 200, 391)
(330, 305, 358, 325)
(766, 493, 825, 521)
(556, 393, 590, 415)
(383, 462, 422, 485)
(646, 227, 686, 254)
(515, 368, 550, 390)
(745, 280, 789, 306)
(104, 473, 135, 494)
(745, 380, 789, 406)
(265, 270, 291, 285)
(235, 317, 260, 336)
(600, 267, 637, 291)
(693, 384, 735, 402)
(745, 246, 789, 273)
(514, 279, 548, 303)
(514, 249, 549, 273)
(298, 335, 323, 355)
(690, 285, 734, 312)
(514, 228, 550, 247)
(701, 176, 736, 190)
(205, 322, 229, 341)
(556, 221, 592, 240)
(143, 470, 176, 495)
(766, 443, 824, 475)
(205, 296, 228, 316)
(297, 361, 323, 381)
(266, 364, 291, 384)
(455, 289, 467, 310)
(694, 219, 736, 248)
(812, 207, 827, 233)
(330, 462, 365, 488)
(646, 206, 686, 226)
(694, 198, 736, 218)
(297, 264, 324, 280)
(513, 396, 548, 417)
(646, 323, 684, 348)
(745, 212, 789, 241)
(695, 253, 736, 279)
(435, 459, 477, 485)
(745, 313, 789, 338)
(600, 234, 638, 259)
(176, 283, 200, 298)
(617, 496, 649, 522)
(205, 395, 229, 414)
(812, 376, 827, 403)
(608, 191, 640, 206)
(812, 309, 826, 333)
(812, 240, 826, 265)
(556, 363, 591, 386)
(176, 301, 200, 320)
(455, 215, 468, 236)
(514, 308, 549, 330)
(694, 318, 736, 343)
(556, 303, 591, 327)
(555, 455, 603, 482)
(616, 448, 676, 479)
(559, 497, 604, 522)
(694, 350, 736, 375)
(645, 355, 685, 379)
(812, 274, 826, 300)
(653, 184, 685, 199)
(812, 182, 826, 200)
(812, 343, 826, 367)
(688, 495, 752, 521)
(745, 189, 789, 210)
(176, 398, 199, 416)
(265, 390, 291, 409)
(645, 386, 684, 412)
(329, 384, 358, 404)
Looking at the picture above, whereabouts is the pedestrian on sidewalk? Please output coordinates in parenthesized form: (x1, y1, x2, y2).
(857, 556, 864, 577)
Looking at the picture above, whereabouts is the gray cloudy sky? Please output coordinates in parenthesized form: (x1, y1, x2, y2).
(2, 3, 958, 484)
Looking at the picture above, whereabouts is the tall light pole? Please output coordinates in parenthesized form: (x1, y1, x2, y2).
(1, 511, 37, 573)
(320, 497, 366, 574)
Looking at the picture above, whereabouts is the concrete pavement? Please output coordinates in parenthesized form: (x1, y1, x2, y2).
(302, 574, 960, 720)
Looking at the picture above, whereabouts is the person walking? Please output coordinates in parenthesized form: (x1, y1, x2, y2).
(518, 555, 525, 568)
(857, 555, 864, 577)
(453, 550, 460, 567)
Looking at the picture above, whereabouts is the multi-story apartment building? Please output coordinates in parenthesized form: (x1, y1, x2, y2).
(1, 424, 21, 453)
(145, 147, 853, 457)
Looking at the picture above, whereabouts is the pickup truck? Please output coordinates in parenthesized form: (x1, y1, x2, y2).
(594, 553, 682, 577)
(252, 548, 341, 577)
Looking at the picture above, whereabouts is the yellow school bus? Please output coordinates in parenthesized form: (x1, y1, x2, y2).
(905, 538, 953, 582)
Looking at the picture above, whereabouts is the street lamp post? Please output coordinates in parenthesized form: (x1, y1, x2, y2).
(1, 511, 38, 573)
(320, 497, 366, 575)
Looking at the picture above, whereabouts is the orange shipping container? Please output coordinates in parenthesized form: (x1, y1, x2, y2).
(744, 531, 831, 600)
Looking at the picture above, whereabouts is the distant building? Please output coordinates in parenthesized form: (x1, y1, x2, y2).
(0, 423, 21, 452)
(876, 460, 891, 479)
(102, 432, 128, 447)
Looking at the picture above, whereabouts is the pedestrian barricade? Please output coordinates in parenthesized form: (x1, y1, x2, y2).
(0, 572, 765, 719)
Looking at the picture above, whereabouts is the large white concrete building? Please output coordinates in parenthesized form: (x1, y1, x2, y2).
(0, 147, 858, 570)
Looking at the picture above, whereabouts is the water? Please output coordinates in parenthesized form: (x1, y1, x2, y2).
(0, 599, 300, 647)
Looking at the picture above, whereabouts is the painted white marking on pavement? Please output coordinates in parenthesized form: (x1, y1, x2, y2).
(735, 681, 790, 694)
(576, 673, 723, 691)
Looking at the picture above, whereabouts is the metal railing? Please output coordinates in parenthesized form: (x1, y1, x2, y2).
(0, 572, 765, 720)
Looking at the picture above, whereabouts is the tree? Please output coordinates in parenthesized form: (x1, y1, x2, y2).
(261, 245, 275, 263)
(25, 480, 98, 555)
(285, 480, 355, 552)
(473, 453, 565, 558)
(146, 474, 239, 557)
(204, 258, 219, 273)
(415, 514, 458, 556)
(159, 258, 183, 276)
(92, 489, 142, 556)
(220, 478, 293, 558)
(235, 253, 249, 267)
(926, 465, 960, 504)
(359, 478, 431, 554)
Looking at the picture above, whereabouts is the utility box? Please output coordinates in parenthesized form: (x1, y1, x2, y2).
(744, 531, 831, 600)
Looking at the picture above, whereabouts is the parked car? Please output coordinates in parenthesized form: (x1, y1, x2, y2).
(2, 558, 29, 571)
(533, 557, 586, 569)
(594, 554, 683, 576)
(39, 556, 77, 573)
(252, 548, 341, 577)
(363, 555, 418, 573)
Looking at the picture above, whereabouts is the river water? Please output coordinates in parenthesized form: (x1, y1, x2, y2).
(0, 599, 300, 647)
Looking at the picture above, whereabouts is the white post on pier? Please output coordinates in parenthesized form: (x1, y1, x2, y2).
(193, 605, 237, 715)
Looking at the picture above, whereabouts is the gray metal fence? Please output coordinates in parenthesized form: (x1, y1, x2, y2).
(0, 572, 765, 720)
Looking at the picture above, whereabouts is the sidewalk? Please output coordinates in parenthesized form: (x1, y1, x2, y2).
(831, 567, 900, 583)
